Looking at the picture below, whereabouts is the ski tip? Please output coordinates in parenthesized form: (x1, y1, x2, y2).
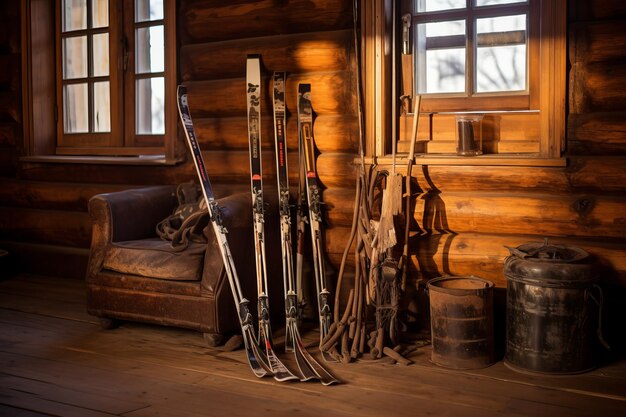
(320, 378, 341, 386)
(274, 374, 300, 383)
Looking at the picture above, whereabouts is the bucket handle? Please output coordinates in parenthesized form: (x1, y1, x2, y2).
(589, 284, 611, 351)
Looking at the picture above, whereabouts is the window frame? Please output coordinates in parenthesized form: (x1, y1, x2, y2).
(362, 0, 566, 165)
(21, 0, 179, 162)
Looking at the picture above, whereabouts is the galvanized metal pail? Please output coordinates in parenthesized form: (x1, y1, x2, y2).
(427, 276, 495, 369)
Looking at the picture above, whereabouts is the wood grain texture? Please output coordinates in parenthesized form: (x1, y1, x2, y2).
(1, 274, 625, 417)
(184, 71, 355, 118)
(179, 0, 352, 43)
(194, 114, 359, 154)
(180, 30, 352, 81)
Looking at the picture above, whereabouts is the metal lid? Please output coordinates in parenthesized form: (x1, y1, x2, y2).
(507, 241, 589, 263)
(504, 240, 595, 287)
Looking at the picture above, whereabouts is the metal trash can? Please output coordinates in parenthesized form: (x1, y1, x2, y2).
(427, 276, 495, 369)
(504, 241, 601, 374)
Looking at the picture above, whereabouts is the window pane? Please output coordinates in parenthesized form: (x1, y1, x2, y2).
(136, 26, 165, 74)
(475, 0, 526, 6)
(425, 20, 466, 37)
(63, 83, 89, 133)
(92, 33, 110, 77)
(416, 20, 466, 94)
(477, 14, 526, 34)
(62, 0, 87, 32)
(476, 44, 526, 92)
(63, 36, 88, 79)
(94, 81, 111, 132)
(419, 48, 466, 93)
(136, 77, 165, 134)
(476, 15, 526, 93)
(416, 0, 466, 12)
(92, 0, 109, 28)
(135, 0, 164, 22)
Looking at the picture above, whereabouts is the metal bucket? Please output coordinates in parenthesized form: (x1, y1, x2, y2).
(504, 241, 599, 374)
(427, 276, 495, 369)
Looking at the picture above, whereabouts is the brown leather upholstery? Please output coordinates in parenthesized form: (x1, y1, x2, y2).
(86, 185, 255, 341)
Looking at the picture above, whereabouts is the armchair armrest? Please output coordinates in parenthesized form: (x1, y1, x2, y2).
(86, 185, 177, 281)
(90, 185, 178, 242)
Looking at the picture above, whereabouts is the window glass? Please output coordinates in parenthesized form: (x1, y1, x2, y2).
(475, 0, 526, 6)
(94, 81, 111, 132)
(62, 0, 87, 32)
(92, 33, 110, 77)
(135, 25, 165, 74)
(63, 36, 88, 79)
(91, 0, 109, 28)
(416, 20, 466, 94)
(63, 83, 89, 133)
(475, 14, 527, 92)
(135, 0, 164, 22)
(416, 0, 465, 12)
(136, 77, 165, 135)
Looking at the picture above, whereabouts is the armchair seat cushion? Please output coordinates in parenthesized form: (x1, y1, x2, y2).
(103, 238, 206, 281)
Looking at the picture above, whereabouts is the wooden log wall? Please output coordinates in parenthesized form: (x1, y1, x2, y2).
(0, 1, 20, 177)
(380, 0, 625, 291)
(0, 0, 359, 287)
(0, 0, 625, 347)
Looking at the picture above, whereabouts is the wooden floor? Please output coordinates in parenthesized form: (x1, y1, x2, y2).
(1, 275, 625, 417)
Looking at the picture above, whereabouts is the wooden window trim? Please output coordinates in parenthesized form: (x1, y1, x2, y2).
(362, 0, 566, 165)
(20, 0, 180, 164)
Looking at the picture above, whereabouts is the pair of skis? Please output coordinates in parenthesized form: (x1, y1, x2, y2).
(176, 58, 336, 383)
(245, 55, 337, 384)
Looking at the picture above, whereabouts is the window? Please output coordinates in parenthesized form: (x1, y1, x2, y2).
(21, 0, 177, 161)
(362, 0, 566, 165)
(412, 0, 537, 111)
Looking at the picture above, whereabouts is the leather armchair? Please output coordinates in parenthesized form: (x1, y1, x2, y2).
(85, 185, 255, 346)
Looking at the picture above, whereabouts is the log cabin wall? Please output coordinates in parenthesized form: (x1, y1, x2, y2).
(0, 0, 625, 346)
(0, 0, 359, 287)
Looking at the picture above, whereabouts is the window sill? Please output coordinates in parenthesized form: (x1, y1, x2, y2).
(19, 155, 184, 166)
(365, 154, 567, 167)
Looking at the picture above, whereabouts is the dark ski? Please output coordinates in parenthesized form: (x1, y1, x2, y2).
(272, 72, 339, 385)
(177, 85, 270, 379)
(297, 83, 333, 354)
(246, 55, 298, 382)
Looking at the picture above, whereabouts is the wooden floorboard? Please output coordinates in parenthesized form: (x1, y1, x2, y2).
(0, 274, 625, 417)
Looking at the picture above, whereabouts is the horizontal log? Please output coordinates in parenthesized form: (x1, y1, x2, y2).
(0, 179, 137, 211)
(569, 1, 626, 21)
(567, 112, 626, 154)
(0, 207, 92, 248)
(570, 21, 626, 64)
(405, 156, 626, 194)
(323, 228, 626, 287)
(194, 114, 359, 154)
(569, 61, 626, 113)
(179, 0, 352, 44)
(323, 188, 626, 238)
(180, 30, 352, 81)
(185, 71, 355, 118)
(413, 191, 626, 239)
(200, 150, 356, 190)
(18, 160, 195, 185)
